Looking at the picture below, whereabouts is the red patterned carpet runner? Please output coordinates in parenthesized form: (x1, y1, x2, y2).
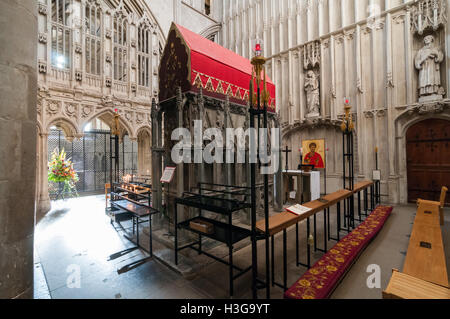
(285, 205, 393, 299)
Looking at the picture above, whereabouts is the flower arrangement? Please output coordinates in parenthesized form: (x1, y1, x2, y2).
(48, 148, 79, 198)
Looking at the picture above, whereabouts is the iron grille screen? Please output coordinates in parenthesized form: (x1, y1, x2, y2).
(48, 129, 137, 199)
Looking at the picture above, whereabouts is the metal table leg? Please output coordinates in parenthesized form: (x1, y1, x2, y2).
(149, 215, 153, 257)
(229, 214, 234, 298)
(295, 223, 299, 265)
(283, 229, 287, 291)
(364, 188, 368, 216)
(313, 214, 317, 252)
(324, 210, 327, 252)
(327, 208, 330, 241)
(337, 202, 341, 241)
(307, 217, 311, 269)
(357, 191, 362, 222)
(371, 185, 375, 210)
(271, 235, 275, 287)
(175, 203, 178, 266)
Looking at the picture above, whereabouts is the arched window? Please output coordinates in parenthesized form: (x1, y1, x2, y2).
(137, 22, 151, 87)
(113, 13, 128, 82)
(85, 0, 102, 75)
(205, 0, 211, 16)
(50, 0, 73, 69)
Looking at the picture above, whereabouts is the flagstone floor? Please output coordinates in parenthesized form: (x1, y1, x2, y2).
(33, 195, 450, 299)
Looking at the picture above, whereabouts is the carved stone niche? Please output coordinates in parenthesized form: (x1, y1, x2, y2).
(75, 43, 82, 54)
(38, 60, 47, 74)
(38, 33, 47, 44)
(414, 34, 446, 103)
(131, 83, 137, 92)
(38, 3, 47, 15)
(411, 0, 447, 35)
(106, 54, 112, 63)
(75, 70, 82, 82)
(303, 41, 321, 70)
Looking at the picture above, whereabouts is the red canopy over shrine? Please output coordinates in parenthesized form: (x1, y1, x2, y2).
(159, 23, 276, 112)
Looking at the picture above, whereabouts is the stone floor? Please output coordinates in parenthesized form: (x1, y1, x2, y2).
(33, 195, 450, 299)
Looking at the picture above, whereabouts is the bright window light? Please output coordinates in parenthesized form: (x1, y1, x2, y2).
(84, 123, 92, 132)
(56, 55, 65, 69)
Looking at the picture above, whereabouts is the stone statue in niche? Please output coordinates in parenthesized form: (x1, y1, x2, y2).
(415, 35, 445, 102)
(305, 70, 320, 118)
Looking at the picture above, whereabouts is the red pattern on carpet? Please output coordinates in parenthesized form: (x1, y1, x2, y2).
(285, 205, 393, 299)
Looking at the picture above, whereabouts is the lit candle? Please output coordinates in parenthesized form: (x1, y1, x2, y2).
(252, 38, 264, 57)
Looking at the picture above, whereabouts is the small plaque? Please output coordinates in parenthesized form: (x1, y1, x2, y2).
(424, 210, 432, 215)
(318, 198, 329, 204)
(420, 241, 432, 249)
(373, 170, 381, 181)
(160, 166, 176, 183)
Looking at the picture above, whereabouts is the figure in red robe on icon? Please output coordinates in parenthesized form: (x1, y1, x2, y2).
(303, 143, 324, 169)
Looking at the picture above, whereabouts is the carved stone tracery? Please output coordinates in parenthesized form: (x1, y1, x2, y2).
(411, 0, 447, 35)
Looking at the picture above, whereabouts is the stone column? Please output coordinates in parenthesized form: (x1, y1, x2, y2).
(0, 0, 37, 298)
(138, 131, 152, 177)
(274, 114, 283, 212)
(151, 99, 163, 214)
(36, 132, 51, 221)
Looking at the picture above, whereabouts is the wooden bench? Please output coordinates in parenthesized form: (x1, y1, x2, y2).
(285, 206, 393, 299)
(384, 196, 448, 299)
(417, 186, 448, 226)
(383, 269, 450, 299)
(402, 203, 448, 288)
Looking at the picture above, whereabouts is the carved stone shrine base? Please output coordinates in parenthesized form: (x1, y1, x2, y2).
(418, 94, 444, 104)
(306, 112, 321, 119)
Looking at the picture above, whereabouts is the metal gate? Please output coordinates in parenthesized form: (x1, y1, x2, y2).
(48, 129, 138, 199)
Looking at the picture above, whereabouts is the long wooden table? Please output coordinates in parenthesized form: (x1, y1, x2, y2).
(383, 269, 450, 299)
(256, 189, 352, 236)
(256, 182, 377, 292)
(353, 181, 375, 222)
(402, 203, 448, 288)
(256, 189, 353, 290)
(353, 181, 374, 193)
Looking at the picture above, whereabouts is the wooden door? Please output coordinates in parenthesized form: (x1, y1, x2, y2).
(406, 119, 450, 205)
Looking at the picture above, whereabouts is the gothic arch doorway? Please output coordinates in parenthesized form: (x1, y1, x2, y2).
(406, 118, 450, 205)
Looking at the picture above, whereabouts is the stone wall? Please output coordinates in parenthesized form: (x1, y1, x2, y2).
(35, 0, 223, 218)
(220, 0, 450, 204)
(0, 0, 37, 299)
(150, 0, 221, 37)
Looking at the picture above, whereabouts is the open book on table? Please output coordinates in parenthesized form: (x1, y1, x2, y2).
(286, 204, 312, 216)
